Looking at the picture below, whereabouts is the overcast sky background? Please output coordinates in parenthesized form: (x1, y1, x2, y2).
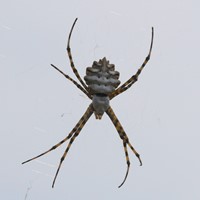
(1, 0, 200, 199)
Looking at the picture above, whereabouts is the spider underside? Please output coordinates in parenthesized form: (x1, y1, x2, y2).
(22, 18, 154, 188)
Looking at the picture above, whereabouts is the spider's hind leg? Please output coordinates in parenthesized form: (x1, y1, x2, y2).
(66, 18, 89, 92)
(106, 106, 142, 187)
(110, 27, 154, 99)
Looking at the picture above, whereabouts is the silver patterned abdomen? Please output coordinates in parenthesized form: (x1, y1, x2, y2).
(84, 57, 121, 95)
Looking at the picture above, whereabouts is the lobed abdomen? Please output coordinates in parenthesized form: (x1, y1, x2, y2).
(84, 57, 121, 95)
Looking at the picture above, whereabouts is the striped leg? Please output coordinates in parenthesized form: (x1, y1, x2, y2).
(67, 18, 89, 91)
(106, 106, 142, 187)
(22, 104, 93, 171)
(118, 141, 130, 188)
(110, 27, 154, 100)
(52, 104, 93, 187)
(51, 64, 91, 99)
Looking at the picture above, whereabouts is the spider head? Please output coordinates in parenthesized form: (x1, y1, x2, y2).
(95, 113, 103, 120)
(92, 94, 110, 120)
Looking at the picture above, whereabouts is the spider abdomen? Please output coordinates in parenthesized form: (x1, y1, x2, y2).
(84, 57, 120, 95)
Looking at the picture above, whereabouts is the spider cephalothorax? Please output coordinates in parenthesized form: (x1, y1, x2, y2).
(22, 18, 154, 188)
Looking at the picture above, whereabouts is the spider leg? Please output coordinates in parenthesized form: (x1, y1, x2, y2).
(110, 27, 154, 100)
(67, 18, 89, 92)
(22, 104, 93, 165)
(106, 106, 142, 187)
(118, 141, 130, 188)
(51, 64, 92, 99)
(52, 104, 94, 187)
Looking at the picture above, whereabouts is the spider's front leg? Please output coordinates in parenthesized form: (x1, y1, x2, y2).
(52, 104, 94, 187)
(106, 106, 142, 188)
(110, 27, 154, 99)
(22, 104, 94, 188)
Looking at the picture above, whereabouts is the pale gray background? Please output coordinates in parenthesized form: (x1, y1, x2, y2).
(1, 0, 200, 199)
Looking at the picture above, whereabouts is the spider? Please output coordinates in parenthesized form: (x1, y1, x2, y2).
(22, 18, 154, 188)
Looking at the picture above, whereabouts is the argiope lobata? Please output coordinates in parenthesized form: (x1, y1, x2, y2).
(22, 18, 154, 188)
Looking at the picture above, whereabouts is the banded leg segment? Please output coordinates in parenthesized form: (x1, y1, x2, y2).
(51, 64, 91, 99)
(22, 104, 94, 166)
(118, 141, 130, 188)
(110, 27, 154, 99)
(67, 18, 88, 91)
(52, 104, 94, 187)
(106, 106, 142, 187)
